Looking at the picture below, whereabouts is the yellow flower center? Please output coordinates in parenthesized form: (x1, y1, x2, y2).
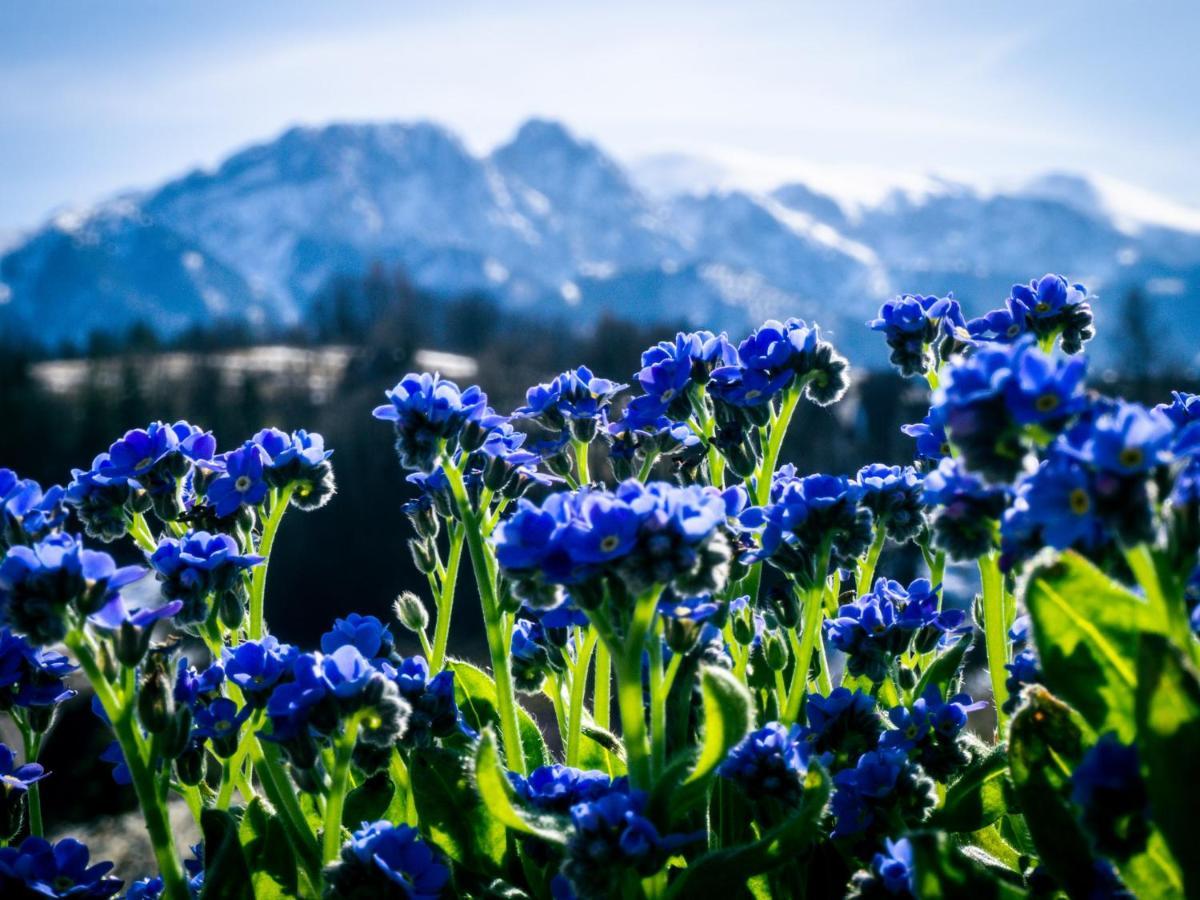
(599, 534, 621, 553)
(1035, 302, 1051, 313)
(1119, 447, 1144, 469)
(235, 475, 252, 492)
(1068, 488, 1090, 515)
(743, 389, 761, 401)
(1035, 393, 1059, 413)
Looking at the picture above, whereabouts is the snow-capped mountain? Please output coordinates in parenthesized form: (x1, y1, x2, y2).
(3, 117, 1199, 368)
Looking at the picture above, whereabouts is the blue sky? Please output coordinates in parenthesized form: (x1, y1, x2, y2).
(2, 0, 1198, 230)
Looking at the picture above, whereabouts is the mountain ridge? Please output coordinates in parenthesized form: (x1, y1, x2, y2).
(3, 117, 1199, 368)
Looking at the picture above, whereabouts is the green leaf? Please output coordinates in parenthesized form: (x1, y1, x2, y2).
(577, 715, 626, 776)
(343, 771, 395, 830)
(200, 809, 254, 900)
(684, 665, 753, 786)
(913, 632, 973, 701)
(909, 832, 1025, 898)
(665, 765, 830, 899)
(1023, 550, 1164, 740)
(1007, 686, 1096, 897)
(927, 743, 1011, 832)
(473, 728, 569, 844)
(409, 745, 507, 876)
(449, 659, 548, 770)
(1135, 634, 1199, 896)
(238, 798, 297, 900)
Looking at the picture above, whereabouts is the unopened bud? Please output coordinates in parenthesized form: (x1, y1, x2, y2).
(137, 669, 173, 734)
(394, 592, 429, 633)
(763, 631, 789, 672)
(409, 538, 438, 575)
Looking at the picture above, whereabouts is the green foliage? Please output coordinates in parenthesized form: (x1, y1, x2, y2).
(450, 659, 549, 770)
(200, 809, 255, 900)
(1023, 550, 1165, 740)
(908, 832, 1025, 898)
(473, 729, 569, 844)
(409, 745, 508, 876)
(926, 742, 1010, 833)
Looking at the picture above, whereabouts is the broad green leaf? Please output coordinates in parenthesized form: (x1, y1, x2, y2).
(200, 808, 254, 900)
(473, 728, 569, 844)
(927, 743, 1011, 832)
(913, 632, 973, 701)
(409, 745, 507, 875)
(1023, 550, 1164, 740)
(1007, 686, 1095, 897)
(664, 765, 830, 899)
(343, 771, 395, 829)
(909, 832, 1025, 898)
(238, 798, 298, 899)
(684, 665, 753, 785)
(449, 659, 549, 770)
(1135, 634, 1199, 896)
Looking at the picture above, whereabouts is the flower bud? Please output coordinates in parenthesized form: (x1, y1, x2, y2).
(175, 744, 205, 786)
(125, 488, 153, 515)
(664, 617, 701, 656)
(765, 584, 801, 630)
(897, 664, 918, 691)
(409, 538, 438, 575)
(218, 588, 245, 631)
(137, 669, 173, 734)
(763, 631, 789, 672)
(115, 620, 151, 668)
(569, 418, 598, 444)
(732, 610, 756, 646)
(27, 705, 55, 734)
(393, 592, 429, 634)
(162, 706, 193, 759)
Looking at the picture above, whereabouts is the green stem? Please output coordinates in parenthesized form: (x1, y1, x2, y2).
(978, 552, 1010, 735)
(566, 629, 599, 767)
(249, 485, 294, 640)
(573, 439, 591, 485)
(216, 710, 262, 809)
(613, 588, 660, 790)
(323, 716, 361, 863)
(637, 452, 659, 483)
(593, 642, 611, 730)
(648, 630, 666, 777)
(250, 737, 322, 877)
(430, 526, 464, 672)
(18, 725, 43, 837)
(128, 512, 158, 554)
(784, 580, 826, 723)
(67, 632, 189, 900)
(444, 461, 527, 775)
(856, 526, 887, 595)
(755, 385, 802, 507)
(1123, 544, 1190, 648)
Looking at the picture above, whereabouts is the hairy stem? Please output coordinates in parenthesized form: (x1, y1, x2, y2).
(978, 551, 1010, 734)
(249, 485, 294, 640)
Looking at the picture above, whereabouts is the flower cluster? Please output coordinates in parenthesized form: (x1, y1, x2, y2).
(879, 688, 986, 779)
(869, 293, 966, 377)
(921, 459, 1009, 560)
(0, 628, 76, 719)
(855, 464, 925, 543)
(930, 338, 1086, 482)
(847, 837, 916, 899)
(495, 479, 732, 608)
(830, 747, 937, 843)
(966, 274, 1094, 354)
(0, 533, 146, 644)
(325, 821, 449, 900)
(798, 688, 885, 773)
(825, 579, 966, 683)
(0, 836, 122, 898)
(0, 470, 67, 551)
(148, 531, 263, 625)
(516, 366, 628, 443)
(741, 469, 872, 586)
(718, 721, 810, 807)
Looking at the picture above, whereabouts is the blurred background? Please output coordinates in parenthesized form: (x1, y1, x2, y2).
(2, 0, 1199, 831)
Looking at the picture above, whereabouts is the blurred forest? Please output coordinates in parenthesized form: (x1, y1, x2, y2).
(1, 265, 1194, 825)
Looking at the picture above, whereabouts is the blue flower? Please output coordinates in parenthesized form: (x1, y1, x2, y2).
(1071, 733, 1150, 860)
(204, 444, 270, 517)
(1008, 274, 1093, 352)
(193, 697, 250, 754)
(849, 837, 916, 898)
(252, 428, 336, 509)
(515, 366, 627, 442)
(921, 458, 1009, 560)
(707, 365, 793, 411)
(147, 531, 263, 624)
(1064, 400, 1175, 476)
(0, 741, 47, 794)
(510, 617, 562, 693)
(223, 637, 296, 707)
(125, 875, 164, 900)
(1001, 452, 1106, 569)
(508, 765, 624, 815)
(0, 629, 77, 710)
(1, 474, 67, 550)
(373, 372, 488, 472)
(0, 836, 122, 898)
(718, 722, 810, 807)
(320, 645, 377, 701)
(901, 407, 950, 461)
(869, 293, 964, 377)
(880, 688, 985, 779)
(1003, 647, 1041, 714)
(798, 688, 883, 772)
(173, 657, 225, 710)
(386, 656, 463, 747)
(1156, 391, 1200, 429)
(327, 821, 449, 900)
(560, 495, 641, 565)
(321, 613, 395, 662)
(856, 464, 925, 542)
(99, 740, 131, 786)
(64, 455, 135, 543)
(967, 295, 1032, 344)
(263, 655, 331, 746)
(830, 748, 935, 841)
(562, 790, 693, 899)
(0, 533, 145, 645)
